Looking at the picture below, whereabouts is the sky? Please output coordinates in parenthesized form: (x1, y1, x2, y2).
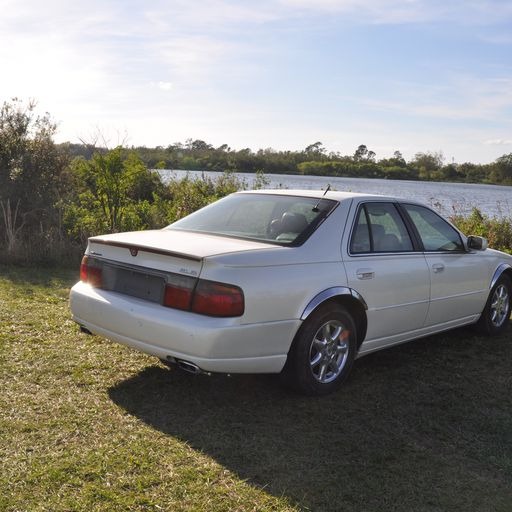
(1, 0, 512, 164)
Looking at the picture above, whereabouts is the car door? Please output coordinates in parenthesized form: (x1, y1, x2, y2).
(401, 203, 489, 326)
(344, 201, 431, 350)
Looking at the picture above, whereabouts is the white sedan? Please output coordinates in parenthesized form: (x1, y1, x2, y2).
(70, 190, 512, 395)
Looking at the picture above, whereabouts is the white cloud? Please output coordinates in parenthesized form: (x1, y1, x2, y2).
(278, 0, 512, 25)
(152, 81, 174, 91)
(279, 0, 436, 23)
(484, 139, 512, 145)
(144, 0, 279, 30)
(148, 36, 234, 81)
(358, 75, 512, 123)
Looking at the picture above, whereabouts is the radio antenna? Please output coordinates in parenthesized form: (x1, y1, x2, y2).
(312, 184, 331, 212)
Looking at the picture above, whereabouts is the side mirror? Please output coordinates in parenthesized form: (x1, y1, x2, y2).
(467, 235, 488, 251)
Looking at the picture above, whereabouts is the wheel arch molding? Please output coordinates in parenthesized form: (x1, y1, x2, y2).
(300, 287, 368, 347)
(490, 263, 512, 290)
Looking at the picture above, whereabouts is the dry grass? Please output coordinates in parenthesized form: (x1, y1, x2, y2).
(1, 264, 512, 511)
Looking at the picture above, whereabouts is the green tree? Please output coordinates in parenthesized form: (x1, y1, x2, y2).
(379, 151, 407, 169)
(353, 144, 376, 162)
(457, 162, 488, 183)
(0, 98, 69, 258)
(304, 142, 326, 157)
(490, 153, 512, 184)
(66, 147, 161, 238)
(433, 163, 459, 182)
(164, 171, 245, 223)
(353, 144, 369, 162)
(411, 151, 444, 180)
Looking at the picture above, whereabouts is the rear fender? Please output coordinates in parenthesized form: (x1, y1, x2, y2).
(301, 287, 368, 320)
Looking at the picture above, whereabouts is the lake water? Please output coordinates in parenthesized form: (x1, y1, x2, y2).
(158, 169, 512, 219)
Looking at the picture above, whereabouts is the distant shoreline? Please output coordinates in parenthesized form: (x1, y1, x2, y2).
(158, 169, 512, 219)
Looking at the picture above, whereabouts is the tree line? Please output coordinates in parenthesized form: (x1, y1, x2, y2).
(1, 99, 511, 265)
(65, 139, 512, 185)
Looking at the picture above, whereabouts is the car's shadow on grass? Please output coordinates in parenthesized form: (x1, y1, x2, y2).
(108, 327, 512, 512)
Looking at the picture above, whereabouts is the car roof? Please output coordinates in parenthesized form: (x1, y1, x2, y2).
(237, 188, 403, 203)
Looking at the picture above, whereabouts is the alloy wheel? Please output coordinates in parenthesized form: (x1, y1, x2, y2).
(309, 320, 350, 383)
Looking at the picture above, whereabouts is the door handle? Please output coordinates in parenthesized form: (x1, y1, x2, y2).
(432, 263, 445, 273)
(356, 268, 375, 280)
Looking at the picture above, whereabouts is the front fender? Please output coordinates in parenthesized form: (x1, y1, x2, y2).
(490, 263, 512, 289)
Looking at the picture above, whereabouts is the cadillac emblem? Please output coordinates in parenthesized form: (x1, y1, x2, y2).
(129, 247, 138, 257)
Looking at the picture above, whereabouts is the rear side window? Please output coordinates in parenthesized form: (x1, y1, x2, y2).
(403, 204, 463, 252)
(350, 203, 413, 253)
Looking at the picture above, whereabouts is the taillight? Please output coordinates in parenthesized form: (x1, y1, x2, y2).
(191, 280, 244, 317)
(80, 256, 103, 288)
(163, 276, 244, 317)
(163, 275, 195, 311)
(79, 256, 88, 282)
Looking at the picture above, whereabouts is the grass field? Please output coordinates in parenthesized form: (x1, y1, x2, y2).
(1, 264, 511, 512)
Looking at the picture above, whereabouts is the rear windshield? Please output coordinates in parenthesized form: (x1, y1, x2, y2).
(166, 193, 338, 245)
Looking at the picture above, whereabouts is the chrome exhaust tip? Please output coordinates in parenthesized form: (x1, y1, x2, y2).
(176, 359, 202, 375)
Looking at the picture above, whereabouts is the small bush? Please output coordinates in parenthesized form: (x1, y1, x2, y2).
(164, 171, 246, 224)
(451, 208, 512, 254)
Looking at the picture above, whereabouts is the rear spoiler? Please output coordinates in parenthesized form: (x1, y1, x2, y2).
(88, 238, 202, 262)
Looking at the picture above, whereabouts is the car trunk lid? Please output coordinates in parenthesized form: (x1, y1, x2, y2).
(87, 228, 278, 275)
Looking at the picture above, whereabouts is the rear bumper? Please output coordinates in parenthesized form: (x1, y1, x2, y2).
(70, 281, 299, 374)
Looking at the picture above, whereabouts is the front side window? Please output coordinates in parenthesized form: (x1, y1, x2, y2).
(403, 204, 463, 252)
(167, 193, 337, 245)
(350, 203, 413, 253)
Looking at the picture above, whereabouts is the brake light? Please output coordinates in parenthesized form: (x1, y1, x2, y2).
(80, 256, 103, 287)
(192, 280, 244, 317)
(163, 277, 244, 317)
(163, 275, 195, 310)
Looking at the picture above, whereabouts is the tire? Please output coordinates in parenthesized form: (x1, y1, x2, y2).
(281, 303, 357, 396)
(477, 274, 511, 335)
